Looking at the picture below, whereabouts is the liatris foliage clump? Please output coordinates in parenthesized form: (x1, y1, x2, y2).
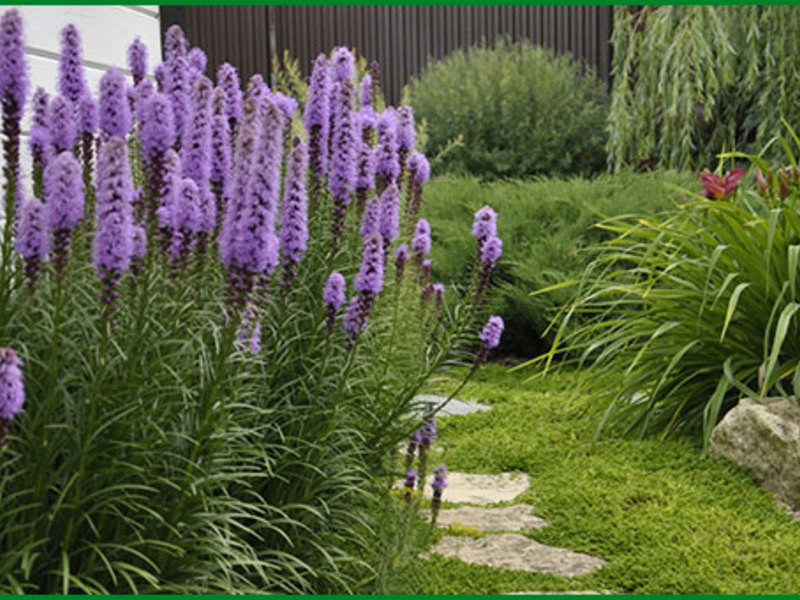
(0, 15, 503, 595)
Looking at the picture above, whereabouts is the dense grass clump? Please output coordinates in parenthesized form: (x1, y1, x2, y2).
(408, 39, 608, 180)
(422, 171, 695, 356)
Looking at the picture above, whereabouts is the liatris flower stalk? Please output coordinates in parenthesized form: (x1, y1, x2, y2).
(369, 60, 380, 103)
(395, 105, 415, 179)
(431, 464, 448, 522)
(15, 197, 48, 292)
(474, 315, 504, 370)
(164, 25, 189, 149)
(140, 92, 175, 233)
(217, 62, 242, 136)
(187, 47, 207, 86)
(98, 68, 132, 141)
(127, 37, 148, 86)
(44, 151, 84, 280)
(0, 9, 27, 233)
(355, 107, 376, 213)
(253, 99, 283, 289)
(29, 87, 50, 199)
(433, 283, 445, 313)
(404, 468, 417, 504)
(219, 98, 268, 314)
(378, 182, 399, 255)
(415, 402, 437, 491)
(93, 137, 134, 321)
(182, 75, 213, 197)
(247, 74, 267, 102)
(280, 137, 308, 290)
(360, 196, 380, 238)
(474, 235, 503, 307)
(134, 79, 154, 123)
(328, 75, 357, 251)
(395, 243, 409, 284)
(155, 150, 181, 254)
(210, 87, 231, 215)
(343, 231, 384, 341)
(472, 205, 497, 255)
(303, 54, 330, 208)
(58, 24, 86, 105)
(169, 177, 201, 269)
(48, 95, 76, 155)
(78, 92, 97, 222)
(154, 62, 165, 92)
(375, 109, 399, 195)
(130, 223, 146, 277)
(405, 151, 430, 227)
(360, 73, 373, 109)
(405, 430, 418, 471)
(0, 347, 24, 445)
(323, 271, 346, 334)
(411, 218, 431, 270)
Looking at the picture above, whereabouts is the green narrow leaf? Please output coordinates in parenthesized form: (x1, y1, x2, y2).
(720, 282, 751, 342)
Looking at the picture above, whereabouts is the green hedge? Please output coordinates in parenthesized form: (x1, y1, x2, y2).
(422, 171, 696, 356)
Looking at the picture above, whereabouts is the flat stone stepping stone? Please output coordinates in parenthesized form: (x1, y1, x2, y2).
(415, 394, 491, 417)
(428, 504, 547, 531)
(421, 472, 530, 504)
(432, 534, 606, 577)
(505, 591, 609, 595)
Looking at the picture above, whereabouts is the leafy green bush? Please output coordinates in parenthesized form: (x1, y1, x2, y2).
(408, 39, 608, 179)
(541, 137, 800, 444)
(609, 6, 800, 171)
(422, 171, 695, 356)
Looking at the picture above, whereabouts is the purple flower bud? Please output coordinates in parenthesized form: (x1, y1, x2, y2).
(164, 25, 189, 143)
(0, 9, 28, 112)
(273, 91, 298, 120)
(127, 37, 148, 86)
(395, 243, 409, 282)
(181, 75, 213, 198)
(93, 137, 134, 275)
(404, 468, 417, 490)
(29, 87, 50, 160)
(210, 87, 231, 204)
(45, 151, 84, 232)
(77, 91, 97, 135)
(375, 109, 400, 185)
(154, 62, 165, 91)
(169, 177, 201, 261)
(304, 54, 330, 180)
(247, 74, 267, 101)
(378, 182, 399, 247)
(431, 464, 448, 495)
(481, 236, 503, 267)
(342, 295, 363, 340)
(355, 231, 384, 295)
(140, 92, 175, 161)
(328, 78, 357, 203)
(472, 205, 497, 245)
(16, 197, 48, 289)
(358, 105, 377, 134)
(360, 73, 372, 108)
(0, 347, 24, 423)
(187, 47, 207, 82)
(99, 68, 132, 139)
(331, 46, 355, 83)
(360, 196, 380, 237)
(433, 283, 445, 309)
(280, 138, 309, 275)
(216, 62, 242, 122)
(133, 78, 155, 123)
(480, 315, 504, 350)
(396, 105, 415, 152)
(48, 95, 77, 154)
(58, 24, 86, 104)
(324, 271, 346, 311)
(408, 151, 430, 185)
(412, 219, 431, 256)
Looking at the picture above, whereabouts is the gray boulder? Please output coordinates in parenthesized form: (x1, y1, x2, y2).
(709, 396, 800, 510)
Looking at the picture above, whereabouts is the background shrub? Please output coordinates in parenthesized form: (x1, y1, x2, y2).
(408, 39, 608, 180)
(422, 171, 695, 356)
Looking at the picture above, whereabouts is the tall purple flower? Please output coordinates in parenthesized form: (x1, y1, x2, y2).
(253, 98, 283, 282)
(0, 9, 28, 228)
(140, 92, 175, 229)
(355, 108, 376, 212)
(210, 86, 231, 214)
(475, 235, 503, 306)
(332, 46, 355, 83)
(472, 205, 497, 253)
(187, 47, 207, 84)
(98, 68, 132, 140)
(15, 197, 47, 291)
(344, 232, 385, 341)
(395, 105, 415, 176)
(412, 218, 431, 267)
(181, 75, 213, 200)
(431, 464, 448, 518)
(58, 24, 86, 104)
(48, 95, 76, 155)
(94, 137, 134, 319)
(405, 151, 430, 225)
(304, 53, 330, 197)
(78, 91, 97, 214)
(154, 62, 165, 92)
(216, 62, 242, 132)
(323, 271, 346, 333)
(155, 149, 181, 252)
(45, 151, 84, 279)
(133, 78, 155, 123)
(342, 295, 363, 341)
(360, 196, 380, 238)
(29, 87, 49, 199)
(247, 74, 267, 102)
(127, 37, 148, 86)
(395, 243, 409, 283)
(475, 315, 504, 368)
(273, 91, 298, 121)
(169, 177, 202, 266)
(328, 77, 357, 250)
(164, 25, 189, 147)
(378, 182, 399, 252)
(280, 137, 308, 289)
(360, 73, 372, 109)
(0, 347, 24, 443)
(375, 109, 399, 193)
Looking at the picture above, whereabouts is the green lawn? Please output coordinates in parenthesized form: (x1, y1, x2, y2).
(417, 365, 800, 594)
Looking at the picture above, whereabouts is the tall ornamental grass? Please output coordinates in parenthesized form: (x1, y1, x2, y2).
(537, 131, 800, 447)
(0, 13, 503, 593)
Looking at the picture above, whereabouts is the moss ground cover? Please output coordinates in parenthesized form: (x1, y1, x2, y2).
(418, 365, 800, 594)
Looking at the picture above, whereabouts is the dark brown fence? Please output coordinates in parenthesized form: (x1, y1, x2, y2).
(163, 6, 613, 104)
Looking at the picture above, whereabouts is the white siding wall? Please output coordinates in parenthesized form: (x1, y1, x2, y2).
(1, 6, 161, 177)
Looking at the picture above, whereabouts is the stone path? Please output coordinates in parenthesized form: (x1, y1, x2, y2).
(415, 394, 491, 417)
(420, 472, 531, 503)
(426, 504, 547, 531)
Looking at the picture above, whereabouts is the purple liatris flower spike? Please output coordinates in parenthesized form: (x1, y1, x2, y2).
(0, 347, 24, 441)
(395, 105, 415, 175)
(170, 177, 201, 265)
(156, 149, 181, 247)
(134, 78, 155, 123)
(332, 46, 355, 83)
(472, 205, 497, 251)
(405, 468, 418, 490)
(395, 243, 409, 283)
(140, 92, 175, 228)
(342, 295, 364, 340)
(29, 87, 49, 198)
(164, 25, 189, 146)
(475, 235, 503, 306)
(360, 196, 380, 237)
(45, 151, 84, 279)
(355, 110, 376, 211)
(359, 73, 372, 108)
(355, 231, 385, 296)
(210, 86, 231, 210)
(48, 96, 76, 154)
(247, 74, 267, 102)
(280, 137, 308, 288)
(328, 77, 357, 250)
(78, 91, 97, 135)
(406, 151, 430, 224)
(99, 68, 132, 140)
(323, 271, 346, 333)
(127, 37, 148, 86)
(474, 315, 504, 369)
(412, 218, 431, 261)
(94, 137, 134, 319)
(154, 62, 165, 92)
(187, 47, 207, 83)
(252, 99, 283, 282)
(273, 91, 298, 121)
(375, 109, 399, 191)
(216, 62, 242, 129)
(421, 258, 432, 284)
(181, 75, 213, 197)
(58, 24, 86, 105)
(378, 182, 400, 251)
(304, 54, 330, 186)
(0, 9, 28, 227)
(431, 464, 448, 518)
(15, 197, 48, 290)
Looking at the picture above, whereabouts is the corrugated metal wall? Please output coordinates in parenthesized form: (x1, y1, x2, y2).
(166, 6, 613, 105)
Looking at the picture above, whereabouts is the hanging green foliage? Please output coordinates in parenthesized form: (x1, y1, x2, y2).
(608, 6, 800, 171)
